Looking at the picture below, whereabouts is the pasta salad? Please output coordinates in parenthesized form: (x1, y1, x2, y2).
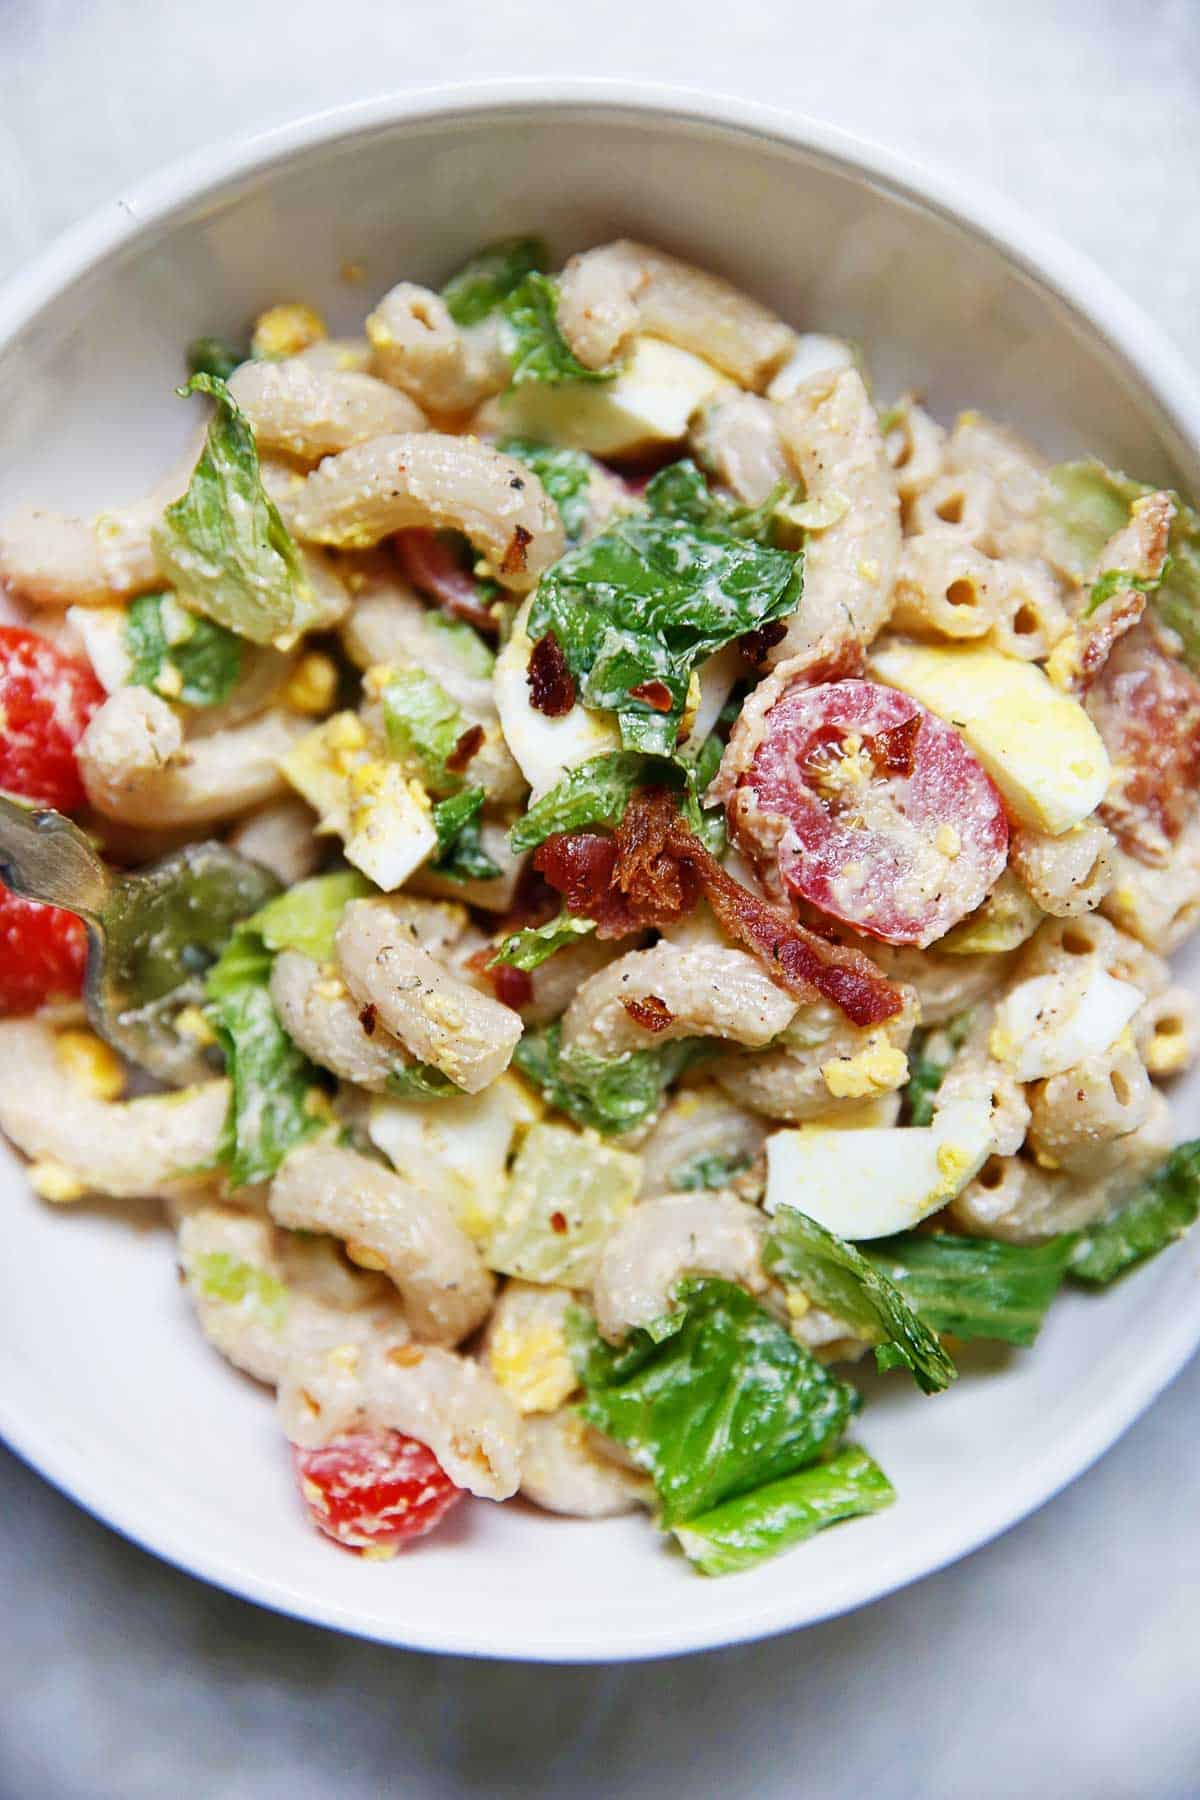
(1, 235, 1198, 1575)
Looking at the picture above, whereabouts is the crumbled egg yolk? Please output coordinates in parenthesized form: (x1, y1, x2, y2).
(821, 1036, 909, 1100)
(251, 302, 326, 360)
(28, 1158, 87, 1203)
(175, 1005, 217, 1048)
(283, 652, 339, 717)
(54, 1029, 125, 1101)
(488, 1318, 577, 1414)
(153, 661, 184, 701)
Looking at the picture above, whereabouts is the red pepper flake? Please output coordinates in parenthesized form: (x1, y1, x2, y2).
(550, 1211, 568, 1235)
(445, 722, 485, 774)
(629, 679, 674, 713)
(738, 619, 787, 665)
(358, 1002, 378, 1037)
(527, 631, 576, 717)
(622, 993, 675, 1033)
(501, 523, 533, 576)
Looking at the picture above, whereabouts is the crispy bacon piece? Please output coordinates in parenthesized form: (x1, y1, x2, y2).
(527, 631, 576, 717)
(393, 528, 500, 636)
(501, 523, 533, 576)
(622, 994, 675, 1033)
(445, 723, 485, 775)
(739, 619, 787, 665)
(537, 786, 902, 1026)
(1077, 589, 1146, 690)
(628, 679, 674, 713)
(1087, 624, 1200, 864)
(467, 944, 535, 1010)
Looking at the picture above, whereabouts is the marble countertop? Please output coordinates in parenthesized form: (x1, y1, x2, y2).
(2, 2, 1198, 1793)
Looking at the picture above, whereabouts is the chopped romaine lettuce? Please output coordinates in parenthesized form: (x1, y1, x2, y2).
(674, 1149, 754, 1191)
(430, 786, 501, 880)
(502, 272, 618, 387)
(509, 752, 646, 853)
(902, 1011, 974, 1127)
(426, 612, 496, 676)
(569, 1277, 858, 1525)
(497, 438, 597, 542)
(490, 910, 597, 972)
(1084, 567, 1161, 617)
(514, 1020, 701, 1136)
(528, 509, 803, 753)
(251, 870, 373, 962)
(1042, 460, 1200, 667)
(672, 1444, 895, 1576)
(864, 1232, 1075, 1347)
(125, 591, 243, 708)
(1070, 1140, 1200, 1285)
(486, 1121, 640, 1286)
(153, 374, 323, 648)
(193, 1251, 289, 1331)
(382, 667, 466, 795)
(644, 458, 795, 546)
(441, 236, 550, 328)
(385, 1063, 464, 1100)
(765, 1208, 957, 1393)
(186, 335, 246, 382)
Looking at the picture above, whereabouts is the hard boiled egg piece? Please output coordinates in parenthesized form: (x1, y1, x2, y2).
(494, 336, 732, 458)
(493, 597, 620, 799)
(367, 1072, 540, 1243)
(763, 1099, 994, 1239)
(988, 963, 1144, 1081)
(870, 640, 1110, 835)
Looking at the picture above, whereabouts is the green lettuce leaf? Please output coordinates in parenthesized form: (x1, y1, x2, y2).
(385, 1063, 463, 1100)
(486, 1122, 640, 1286)
(513, 1020, 701, 1136)
(430, 787, 501, 880)
(427, 612, 495, 676)
(528, 509, 803, 753)
(126, 591, 243, 708)
(1042, 460, 1200, 667)
(902, 1012, 974, 1127)
(497, 438, 596, 542)
(645, 458, 794, 546)
(674, 1150, 754, 1191)
(490, 910, 597, 972)
(765, 1208, 957, 1394)
(1084, 568, 1161, 617)
(502, 272, 618, 388)
(509, 752, 646, 854)
(193, 1251, 289, 1331)
(569, 1277, 858, 1525)
(672, 1444, 895, 1576)
(251, 870, 373, 962)
(441, 236, 550, 328)
(864, 1232, 1075, 1347)
(381, 667, 466, 795)
(1070, 1140, 1200, 1285)
(186, 335, 246, 382)
(153, 374, 321, 648)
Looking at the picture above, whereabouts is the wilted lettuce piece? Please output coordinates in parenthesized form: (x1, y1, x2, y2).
(902, 1012, 974, 1127)
(382, 667, 465, 795)
(645, 458, 796, 546)
(765, 1208, 957, 1394)
(126, 591, 243, 708)
(497, 439, 597, 543)
(675, 1150, 754, 1191)
(514, 1021, 701, 1136)
(441, 236, 550, 328)
(427, 612, 496, 676)
(491, 910, 597, 972)
(1042, 460, 1200, 667)
(186, 335, 246, 382)
(865, 1232, 1074, 1347)
(251, 870, 373, 962)
(430, 786, 501, 880)
(509, 752, 646, 853)
(205, 923, 325, 1187)
(673, 1444, 895, 1576)
(570, 1278, 858, 1526)
(529, 509, 803, 753)
(193, 1252, 289, 1332)
(1070, 1140, 1200, 1285)
(502, 272, 619, 388)
(486, 1121, 640, 1286)
(385, 1063, 463, 1100)
(153, 374, 324, 648)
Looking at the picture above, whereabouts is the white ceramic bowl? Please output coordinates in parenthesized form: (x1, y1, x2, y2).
(3, 82, 1200, 1663)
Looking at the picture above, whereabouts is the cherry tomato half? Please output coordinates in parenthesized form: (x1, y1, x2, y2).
(293, 1428, 463, 1553)
(0, 887, 87, 1014)
(0, 625, 105, 812)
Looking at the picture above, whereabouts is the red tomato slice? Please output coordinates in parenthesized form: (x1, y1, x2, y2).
(1086, 625, 1200, 866)
(294, 1428, 463, 1553)
(0, 625, 105, 811)
(0, 887, 87, 1014)
(741, 678, 1008, 947)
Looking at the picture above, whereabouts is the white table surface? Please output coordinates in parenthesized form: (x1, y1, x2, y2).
(2, 2, 1199, 1794)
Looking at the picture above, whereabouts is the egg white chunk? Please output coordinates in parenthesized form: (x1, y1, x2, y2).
(367, 1073, 539, 1243)
(493, 597, 620, 800)
(988, 964, 1144, 1082)
(763, 1099, 994, 1239)
(495, 336, 731, 458)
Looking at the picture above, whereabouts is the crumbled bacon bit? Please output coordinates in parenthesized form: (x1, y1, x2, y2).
(446, 723, 485, 774)
(622, 993, 675, 1033)
(739, 619, 787, 664)
(629, 679, 674, 713)
(358, 1002, 378, 1037)
(501, 523, 533, 575)
(527, 631, 576, 717)
(1078, 590, 1146, 689)
(550, 1211, 568, 1235)
(466, 946, 534, 1010)
(393, 529, 500, 636)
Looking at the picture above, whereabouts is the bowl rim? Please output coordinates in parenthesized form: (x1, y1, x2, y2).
(3, 77, 1200, 1663)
